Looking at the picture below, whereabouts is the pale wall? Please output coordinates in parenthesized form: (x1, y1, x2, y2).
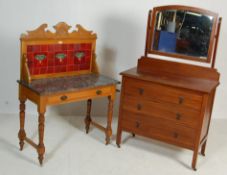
(0, 0, 226, 118)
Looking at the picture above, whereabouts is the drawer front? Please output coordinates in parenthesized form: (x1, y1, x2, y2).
(121, 110, 196, 149)
(47, 86, 113, 105)
(122, 95, 200, 128)
(124, 77, 202, 110)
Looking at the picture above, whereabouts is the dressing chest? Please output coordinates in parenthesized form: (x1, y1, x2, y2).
(116, 5, 222, 170)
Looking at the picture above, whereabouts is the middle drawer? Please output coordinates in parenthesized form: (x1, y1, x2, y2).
(122, 95, 200, 128)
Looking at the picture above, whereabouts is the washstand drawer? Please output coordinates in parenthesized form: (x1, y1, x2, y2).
(121, 110, 196, 149)
(122, 96, 200, 128)
(124, 77, 203, 110)
(47, 86, 113, 105)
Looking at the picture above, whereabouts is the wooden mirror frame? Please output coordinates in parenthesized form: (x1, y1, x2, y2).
(145, 5, 220, 63)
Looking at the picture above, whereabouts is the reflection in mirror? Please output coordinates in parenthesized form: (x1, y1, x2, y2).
(152, 10, 214, 59)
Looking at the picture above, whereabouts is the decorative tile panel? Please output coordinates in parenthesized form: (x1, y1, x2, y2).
(26, 43, 92, 75)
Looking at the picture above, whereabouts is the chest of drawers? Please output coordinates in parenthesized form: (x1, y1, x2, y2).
(116, 58, 220, 170)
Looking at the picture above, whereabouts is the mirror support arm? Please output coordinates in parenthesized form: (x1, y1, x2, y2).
(211, 17, 222, 68)
(145, 10, 152, 57)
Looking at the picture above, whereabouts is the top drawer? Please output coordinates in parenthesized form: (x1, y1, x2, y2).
(47, 86, 114, 105)
(123, 77, 203, 110)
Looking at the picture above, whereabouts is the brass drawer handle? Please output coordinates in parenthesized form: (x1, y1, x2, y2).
(178, 96, 184, 104)
(176, 113, 181, 120)
(135, 121, 140, 128)
(138, 88, 144, 95)
(173, 132, 179, 138)
(96, 90, 102, 95)
(60, 95, 68, 101)
(137, 104, 142, 110)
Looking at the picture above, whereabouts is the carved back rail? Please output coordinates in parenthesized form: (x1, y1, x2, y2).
(20, 22, 98, 83)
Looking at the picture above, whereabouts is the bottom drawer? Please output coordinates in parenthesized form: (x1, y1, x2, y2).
(121, 110, 196, 149)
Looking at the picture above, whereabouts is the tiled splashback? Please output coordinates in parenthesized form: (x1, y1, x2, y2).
(26, 43, 92, 75)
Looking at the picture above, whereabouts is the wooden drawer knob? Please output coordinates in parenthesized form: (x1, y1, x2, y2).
(138, 88, 144, 95)
(176, 113, 181, 120)
(173, 132, 179, 138)
(60, 95, 68, 101)
(137, 104, 142, 110)
(178, 96, 184, 104)
(96, 90, 102, 95)
(135, 121, 140, 128)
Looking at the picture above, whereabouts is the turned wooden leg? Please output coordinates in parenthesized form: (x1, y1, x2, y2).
(105, 96, 114, 145)
(85, 99, 92, 134)
(192, 146, 200, 171)
(116, 126, 122, 148)
(37, 107, 46, 165)
(18, 98, 27, 151)
(201, 140, 207, 156)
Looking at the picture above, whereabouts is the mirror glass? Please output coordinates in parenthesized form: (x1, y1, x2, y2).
(152, 9, 214, 60)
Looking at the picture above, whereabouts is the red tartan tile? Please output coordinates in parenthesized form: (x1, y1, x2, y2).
(62, 44, 67, 51)
(87, 44, 92, 50)
(42, 59, 48, 67)
(55, 58, 67, 65)
(34, 60, 42, 67)
(81, 44, 86, 49)
(40, 67, 47, 74)
(48, 59, 55, 66)
(27, 53, 34, 61)
(34, 60, 47, 67)
(55, 66, 61, 73)
(33, 45, 40, 52)
(80, 63, 90, 70)
(27, 45, 33, 52)
(85, 60, 90, 66)
(82, 43, 92, 50)
(68, 57, 74, 65)
(27, 60, 34, 68)
(74, 57, 81, 64)
(67, 65, 74, 71)
(85, 56, 91, 62)
(33, 53, 47, 66)
(74, 44, 81, 50)
(67, 51, 74, 59)
(67, 44, 74, 50)
(60, 66, 66, 72)
(55, 52, 67, 65)
(47, 67, 54, 73)
(85, 50, 91, 57)
(41, 45, 48, 52)
(81, 58, 87, 63)
(54, 44, 63, 51)
(33, 68, 40, 75)
(48, 45, 54, 51)
(47, 52, 54, 60)
(74, 65, 79, 71)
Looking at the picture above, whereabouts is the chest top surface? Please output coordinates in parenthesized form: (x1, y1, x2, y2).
(121, 57, 220, 93)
